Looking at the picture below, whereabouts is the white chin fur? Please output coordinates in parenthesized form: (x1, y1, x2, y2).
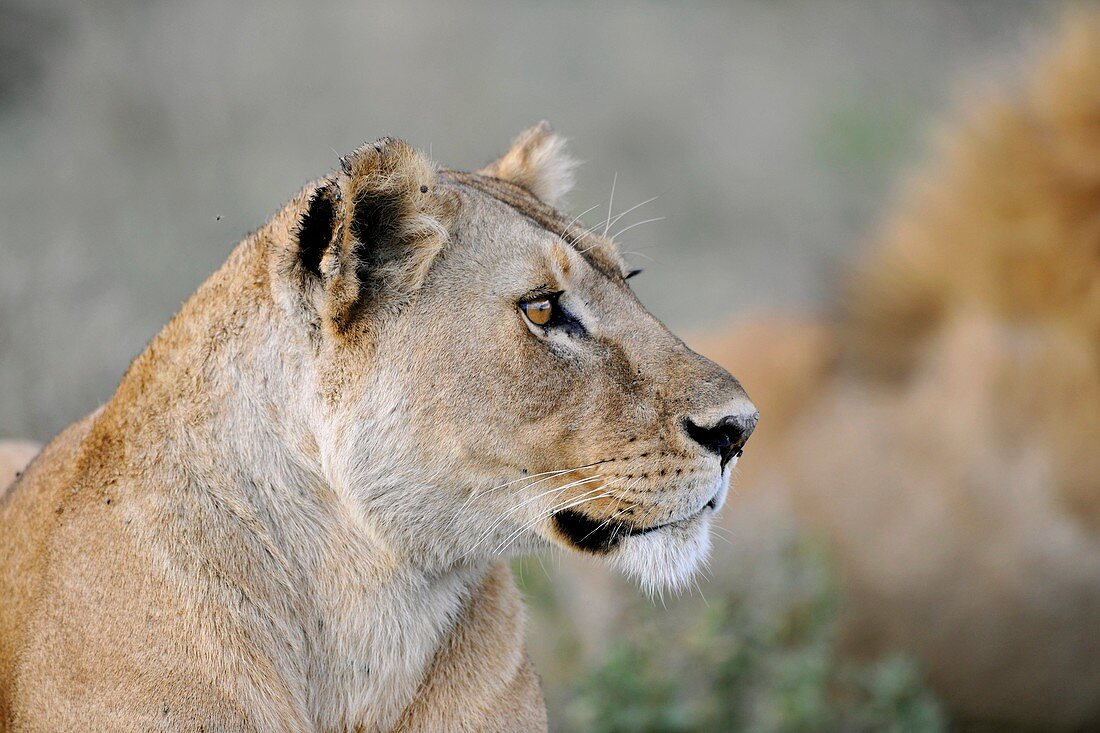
(607, 512, 712, 596)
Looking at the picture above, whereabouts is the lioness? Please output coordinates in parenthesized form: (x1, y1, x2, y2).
(0, 124, 757, 732)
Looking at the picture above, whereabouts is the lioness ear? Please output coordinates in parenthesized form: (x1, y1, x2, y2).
(478, 121, 577, 206)
(291, 138, 454, 330)
(296, 182, 338, 278)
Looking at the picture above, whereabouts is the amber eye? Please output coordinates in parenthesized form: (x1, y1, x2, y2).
(520, 298, 554, 326)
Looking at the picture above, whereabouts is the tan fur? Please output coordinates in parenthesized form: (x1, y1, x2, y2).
(391, 563, 547, 733)
(0, 126, 755, 731)
(477, 121, 577, 206)
(696, 12, 1100, 730)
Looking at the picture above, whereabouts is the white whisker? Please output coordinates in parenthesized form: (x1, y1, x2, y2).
(611, 216, 666, 242)
(692, 576, 710, 607)
(466, 474, 605, 558)
(564, 202, 602, 233)
(492, 476, 630, 556)
(574, 484, 641, 546)
(448, 461, 602, 536)
(602, 172, 618, 238)
(495, 489, 620, 556)
(606, 195, 659, 230)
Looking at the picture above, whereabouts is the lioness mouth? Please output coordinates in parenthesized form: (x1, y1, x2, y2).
(553, 503, 711, 554)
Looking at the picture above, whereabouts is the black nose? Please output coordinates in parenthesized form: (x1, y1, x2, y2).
(682, 412, 759, 468)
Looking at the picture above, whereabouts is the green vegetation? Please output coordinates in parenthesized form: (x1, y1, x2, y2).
(519, 541, 946, 733)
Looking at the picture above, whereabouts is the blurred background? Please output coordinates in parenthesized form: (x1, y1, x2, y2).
(0, 0, 1054, 439)
(4, 1, 1097, 731)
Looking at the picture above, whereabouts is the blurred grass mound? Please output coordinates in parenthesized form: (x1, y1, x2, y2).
(516, 540, 945, 733)
(691, 10, 1100, 730)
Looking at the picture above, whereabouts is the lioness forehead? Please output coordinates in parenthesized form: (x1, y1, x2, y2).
(440, 170, 627, 281)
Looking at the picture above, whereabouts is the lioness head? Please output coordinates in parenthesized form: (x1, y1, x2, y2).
(271, 123, 756, 592)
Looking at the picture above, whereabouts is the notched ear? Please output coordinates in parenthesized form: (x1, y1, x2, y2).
(322, 137, 455, 327)
(296, 182, 338, 277)
(478, 121, 578, 206)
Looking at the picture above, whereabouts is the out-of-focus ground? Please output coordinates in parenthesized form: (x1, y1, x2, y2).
(3, 2, 1091, 731)
(0, 0, 1054, 441)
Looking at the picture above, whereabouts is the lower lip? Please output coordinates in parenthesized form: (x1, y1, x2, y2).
(627, 501, 714, 537)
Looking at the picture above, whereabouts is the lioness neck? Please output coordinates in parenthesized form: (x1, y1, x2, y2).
(92, 231, 487, 730)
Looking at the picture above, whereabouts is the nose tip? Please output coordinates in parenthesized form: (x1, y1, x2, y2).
(682, 411, 759, 468)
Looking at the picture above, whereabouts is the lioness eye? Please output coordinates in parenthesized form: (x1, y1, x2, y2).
(521, 298, 554, 326)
